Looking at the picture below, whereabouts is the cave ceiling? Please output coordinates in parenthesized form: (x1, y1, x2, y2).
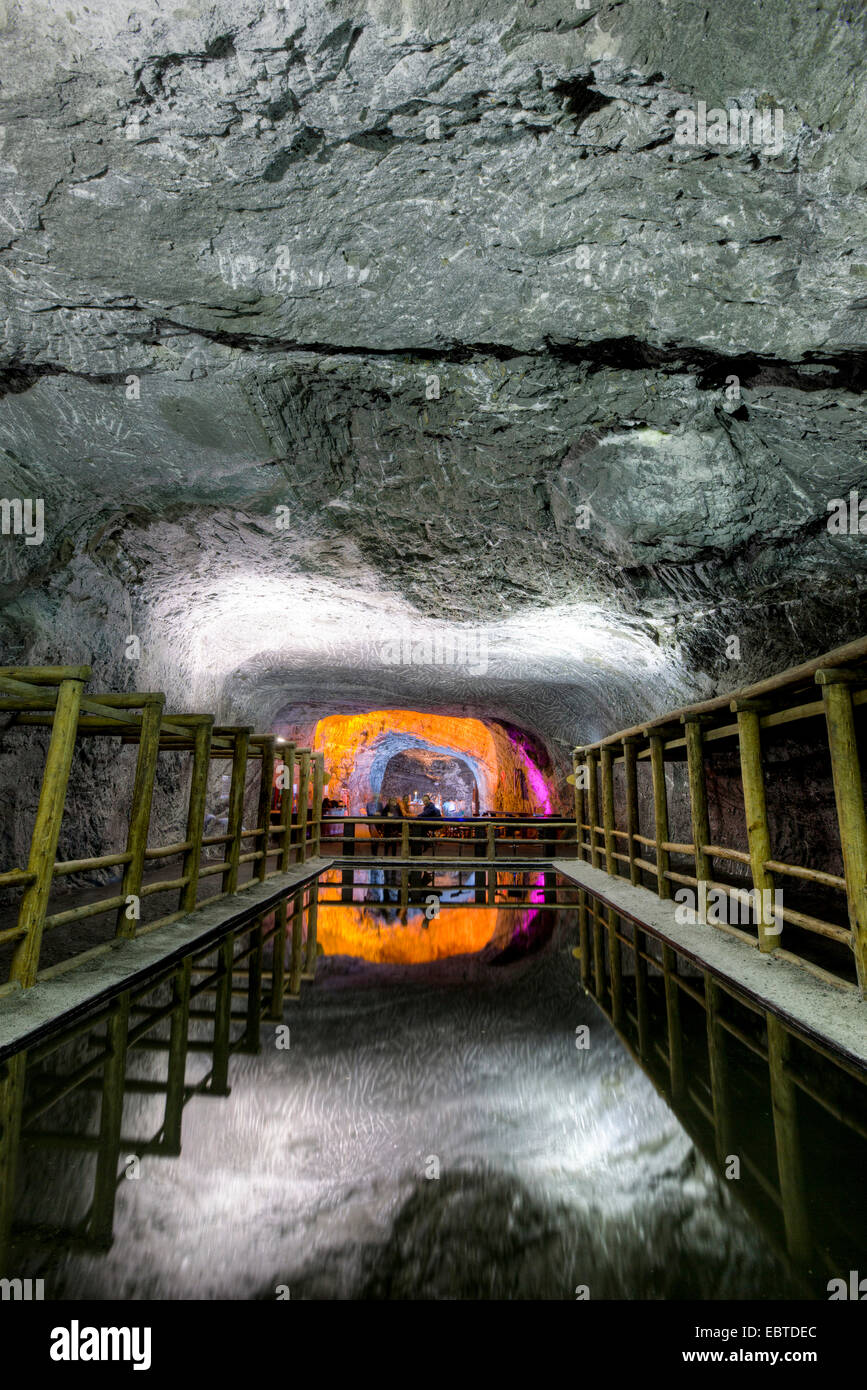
(1, 0, 866, 756)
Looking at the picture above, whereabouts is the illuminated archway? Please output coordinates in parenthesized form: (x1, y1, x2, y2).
(380, 748, 478, 813)
(311, 710, 554, 815)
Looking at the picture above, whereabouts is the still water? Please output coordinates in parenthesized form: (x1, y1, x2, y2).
(1, 887, 863, 1300)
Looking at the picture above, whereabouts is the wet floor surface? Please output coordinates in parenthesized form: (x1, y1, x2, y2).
(17, 933, 797, 1301)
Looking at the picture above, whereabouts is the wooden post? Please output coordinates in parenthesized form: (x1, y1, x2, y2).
(244, 915, 264, 1049)
(766, 1014, 811, 1263)
(543, 869, 557, 907)
(210, 932, 234, 1094)
(648, 733, 671, 900)
(623, 737, 640, 886)
(484, 821, 496, 904)
(268, 900, 288, 1018)
(577, 888, 591, 989)
(732, 700, 778, 953)
(634, 925, 649, 1058)
(572, 750, 590, 986)
(304, 881, 319, 977)
(162, 959, 192, 1152)
(485, 866, 495, 905)
(10, 675, 85, 988)
(585, 750, 600, 869)
(254, 738, 276, 883)
(608, 908, 624, 1025)
(473, 820, 485, 902)
(817, 670, 867, 993)
(704, 973, 732, 1166)
(590, 899, 605, 998)
(0, 1052, 27, 1275)
(311, 751, 324, 858)
(485, 871, 496, 907)
(400, 816, 409, 859)
(683, 714, 712, 894)
(600, 746, 623, 1023)
(606, 911, 626, 1028)
(580, 758, 591, 864)
(288, 887, 305, 996)
(116, 697, 163, 939)
(90, 993, 131, 1246)
(222, 729, 250, 895)
(278, 743, 296, 870)
(341, 813, 355, 896)
(296, 751, 311, 865)
(571, 748, 585, 859)
(180, 720, 213, 913)
(600, 746, 616, 876)
(662, 945, 684, 1097)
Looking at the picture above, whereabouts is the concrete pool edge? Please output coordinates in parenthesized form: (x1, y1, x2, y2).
(0, 858, 334, 1060)
(552, 858, 867, 1073)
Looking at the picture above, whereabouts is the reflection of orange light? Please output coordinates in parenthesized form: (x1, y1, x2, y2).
(316, 904, 522, 964)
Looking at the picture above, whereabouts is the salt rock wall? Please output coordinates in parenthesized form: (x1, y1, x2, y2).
(304, 709, 562, 814)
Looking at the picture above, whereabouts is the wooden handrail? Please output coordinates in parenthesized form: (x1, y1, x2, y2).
(571, 637, 867, 997)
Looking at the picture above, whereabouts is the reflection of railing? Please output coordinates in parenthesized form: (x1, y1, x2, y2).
(0, 666, 326, 997)
(0, 881, 318, 1273)
(579, 887, 867, 1283)
(571, 636, 867, 996)
(319, 816, 579, 861)
(316, 863, 581, 913)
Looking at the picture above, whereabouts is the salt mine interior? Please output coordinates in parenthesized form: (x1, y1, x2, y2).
(0, 0, 867, 1331)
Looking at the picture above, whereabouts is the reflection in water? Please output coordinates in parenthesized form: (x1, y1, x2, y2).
(0, 881, 864, 1300)
(316, 903, 522, 964)
(313, 865, 555, 964)
(577, 892, 867, 1291)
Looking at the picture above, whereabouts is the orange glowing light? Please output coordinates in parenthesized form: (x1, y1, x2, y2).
(312, 709, 553, 814)
(315, 903, 529, 964)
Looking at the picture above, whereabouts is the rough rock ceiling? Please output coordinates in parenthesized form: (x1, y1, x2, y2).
(1, 0, 866, 762)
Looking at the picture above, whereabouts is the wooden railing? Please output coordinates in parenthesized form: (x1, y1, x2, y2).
(580, 891, 867, 1275)
(0, 667, 326, 998)
(571, 635, 867, 997)
(318, 815, 579, 860)
(0, 878, 319, 1272)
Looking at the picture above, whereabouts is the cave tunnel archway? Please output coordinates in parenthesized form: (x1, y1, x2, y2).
(379, 748, 479, 813)
(296, 710, 559, 815)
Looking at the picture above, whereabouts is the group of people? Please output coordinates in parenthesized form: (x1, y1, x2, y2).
(317, 793, 443, 849)
(365, 794, 442, 854)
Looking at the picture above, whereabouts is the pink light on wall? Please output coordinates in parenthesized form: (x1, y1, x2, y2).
(501, 725, 555, 815)
(522, 754, 553, 815)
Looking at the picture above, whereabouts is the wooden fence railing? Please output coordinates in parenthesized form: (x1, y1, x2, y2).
(0, 878, 319, 1272)
(581, 892, 867, 1276)
(318, 815, 578, 861)
(0, 667, 325, 998)
(571, 635, 867, 998)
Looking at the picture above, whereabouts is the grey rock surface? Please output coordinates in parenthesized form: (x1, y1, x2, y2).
(0, 0, 865, 804)
(20, 936, 799, 1300)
